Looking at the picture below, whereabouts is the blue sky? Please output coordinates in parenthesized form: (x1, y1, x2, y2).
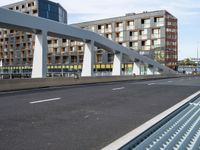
(1, 0, 200, 60)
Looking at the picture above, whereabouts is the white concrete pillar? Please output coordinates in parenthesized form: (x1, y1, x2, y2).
(132, 61, 140, 75)
(32, 31, 48, 78)
(112, 52, 122, 76)
(147, 66, 154, 75)
(0, 59, 2, 67)
(81, 40, 94, 77)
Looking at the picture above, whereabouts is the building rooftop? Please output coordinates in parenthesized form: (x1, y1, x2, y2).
(72, 10, 176, 26)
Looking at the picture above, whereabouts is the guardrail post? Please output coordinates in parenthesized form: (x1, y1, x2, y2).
(32, 31, 47, 78)
(81, 40, 94, 77)
(112, 52, 122, 76)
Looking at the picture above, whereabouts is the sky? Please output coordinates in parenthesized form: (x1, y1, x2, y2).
(1, 0, 200, 60)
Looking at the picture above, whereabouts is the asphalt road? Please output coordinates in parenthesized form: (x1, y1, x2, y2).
(0, 76, 200, 150)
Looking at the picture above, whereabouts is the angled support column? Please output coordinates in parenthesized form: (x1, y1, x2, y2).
(132, 61, 141, 75)
(147, 65, 155, 75)
(81, 40, 94, 77)
(32, 31, 48, 78)
(112, 52, 122, 76)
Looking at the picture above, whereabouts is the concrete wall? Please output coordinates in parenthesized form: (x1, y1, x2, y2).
(0, 75, 186, 92)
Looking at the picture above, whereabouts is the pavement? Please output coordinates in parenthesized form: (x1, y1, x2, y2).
(0, 76, 200, 150)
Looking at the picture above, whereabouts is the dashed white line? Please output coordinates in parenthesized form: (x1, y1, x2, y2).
(112, 87, 125, 91)
(168, 81, 173, 83)
(30, 97, 61, 104)
(148, 83, 156, 85)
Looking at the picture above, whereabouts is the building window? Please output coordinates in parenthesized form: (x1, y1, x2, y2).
(108, 53, 114, 63)
(154, 17, 164, 26)
(129, 42, 133, 47)
(33, 10, 37, 14)
(79, 55, 83, 63)
(129, 31, 133, 36)
(98, 25, 102, 30)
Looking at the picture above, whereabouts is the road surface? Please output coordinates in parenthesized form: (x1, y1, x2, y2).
(0, 76, 200, 150)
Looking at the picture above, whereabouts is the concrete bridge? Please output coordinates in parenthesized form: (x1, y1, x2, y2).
(0, 8, 176, 78)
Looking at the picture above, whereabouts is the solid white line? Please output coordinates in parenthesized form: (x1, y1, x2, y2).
(112, 87, 125, 91)
(101, 90, 200, 150)
(148, 83, 156, 85)
(30, 97, 61, 104)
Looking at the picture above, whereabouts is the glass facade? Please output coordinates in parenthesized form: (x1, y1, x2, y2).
(38, 0, 67, 24)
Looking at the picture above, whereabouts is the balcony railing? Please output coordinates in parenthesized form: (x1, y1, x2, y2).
(130, 36, 138, 41)
(115, 37, 123, 42)
(139, 35, 147, 40)
(105, 28, 112, 33)
(151, 45, 161, 49)
(141, 46, 150, 51)
(130, 46, 138, 50)
(115, 27, 123, 32)
(151, 34, 161, 39)
(155, 21, 164, 27)
(127, 25, 135, 30)
(97, 29, 105, 34)
(141, 24, 150, 28)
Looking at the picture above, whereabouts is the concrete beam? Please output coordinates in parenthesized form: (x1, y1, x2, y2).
(32, 31, 48, 78)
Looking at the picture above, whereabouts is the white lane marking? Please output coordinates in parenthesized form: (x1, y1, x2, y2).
(30, 97, 61, 104)
(148, 83, 156, 85)
(168, 81, 173, 83)
(112, 87, 125, 91)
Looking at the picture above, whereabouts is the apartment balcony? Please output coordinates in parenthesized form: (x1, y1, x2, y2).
(97, 29, 105, 34)
(151, 45, 161, 49)
(76, 41, 84, 45)
(54, 52, 61, 56)
(130, 36, 138, 41)
(151, 34, 161, 39)
(155, 22, 164, 27)
(115, 37, 124, 42)
(130, 46, 138, 50)
(141, 46, 150, 51)
(115, 27, 123, 32)
(143, 24, 150, 28)
(105, 28, 112, 33)
(70, 42, 77, 46)
(127, 25, 135, 30)
(69, 51, 77, 56)
(139, 35, 148, 40)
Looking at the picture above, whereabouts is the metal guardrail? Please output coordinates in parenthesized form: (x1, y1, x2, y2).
(120, 96, 200, 150)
